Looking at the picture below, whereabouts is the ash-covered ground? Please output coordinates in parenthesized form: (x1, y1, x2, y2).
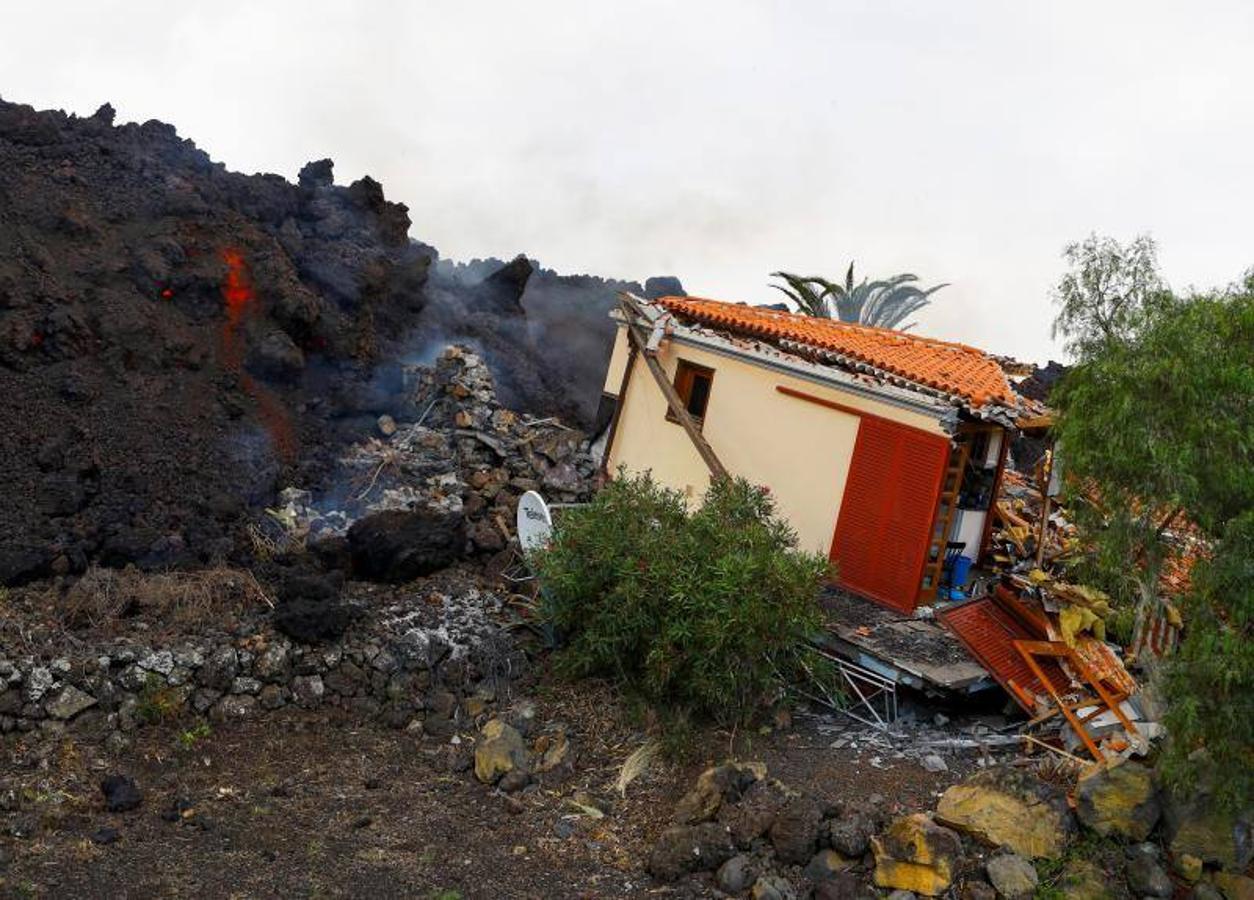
(0, 97, 680, 586)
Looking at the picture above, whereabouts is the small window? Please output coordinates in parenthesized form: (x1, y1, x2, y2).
(666, 360, 715, 428)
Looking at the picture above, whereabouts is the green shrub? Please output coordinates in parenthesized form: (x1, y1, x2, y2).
(533, 471, 831, 726)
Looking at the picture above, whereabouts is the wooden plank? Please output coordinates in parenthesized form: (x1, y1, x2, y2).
(617, 296, 728, 480)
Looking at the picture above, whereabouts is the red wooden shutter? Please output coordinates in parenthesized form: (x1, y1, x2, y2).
(829, 418, 950, 613)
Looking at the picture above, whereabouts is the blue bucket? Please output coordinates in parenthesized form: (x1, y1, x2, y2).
(950, 555, 973, 588)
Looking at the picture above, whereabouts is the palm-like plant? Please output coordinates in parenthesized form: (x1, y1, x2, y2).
(770, 263, 948, 331)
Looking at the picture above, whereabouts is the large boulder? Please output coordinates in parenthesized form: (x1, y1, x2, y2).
(935, 767, 1074, 859)
(1075, 760, 1161, 841)
(872, 814, 964, 897)
(770, 795, 824, 865)
(720, 776, 792, 847)
(473, 719, 527, 784)
(1164, 788, 1253, 873)
(647, 822, 736, 881)
(348, 507, 466, 582)
(673, 760, 766, 824)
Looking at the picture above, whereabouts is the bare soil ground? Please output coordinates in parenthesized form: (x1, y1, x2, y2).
(0, 676, 981, 899)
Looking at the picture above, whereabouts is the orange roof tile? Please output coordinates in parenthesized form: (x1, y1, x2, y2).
(655, 296, 1019, 409)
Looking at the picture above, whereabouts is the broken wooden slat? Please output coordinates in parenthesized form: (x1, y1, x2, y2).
(617, 295, 728, 480)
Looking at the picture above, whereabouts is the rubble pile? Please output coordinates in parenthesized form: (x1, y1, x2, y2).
(265, 344, 598, 580)
(643, 759, 1252, 898)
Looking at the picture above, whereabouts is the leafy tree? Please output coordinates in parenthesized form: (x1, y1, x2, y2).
(1051, 233, 1164, 360)
(1052, 248, 1253, 809)
(770, 263, 947, 330)
(532, 471, 831, 728)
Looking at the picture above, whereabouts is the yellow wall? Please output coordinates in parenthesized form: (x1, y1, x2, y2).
(603, 325, 948, 555)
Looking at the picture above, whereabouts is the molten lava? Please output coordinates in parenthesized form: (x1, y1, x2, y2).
(218, 247, 296, 462)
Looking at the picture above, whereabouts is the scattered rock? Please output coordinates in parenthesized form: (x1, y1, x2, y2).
(498, 769, 531, 793)
(1057, 859, 1109, 900)
(814, 872, 875, 900)
(1075, 760, 1160, 841)
(717, 854, 757, 894)
(935, 766, 1073, 859)
(985, 853, 1038, 900)
(805, 848, 854, 881)
(826, 809, 877, 857)
(1126, 843, 1173, 898)
(920, 754, 948, 773)
(100, 775, 143, 812)
(872, 813, 963, 897)
(474, 719, 527, 784)
(91, 826, 120, 845)
(770, 795, 824, 865)
(752, 874, 797, 900)
(647, 822, 736, 881)
(673, 760, 765, 824)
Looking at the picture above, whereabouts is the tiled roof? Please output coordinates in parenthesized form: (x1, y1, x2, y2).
(655, 296, 1019, 409)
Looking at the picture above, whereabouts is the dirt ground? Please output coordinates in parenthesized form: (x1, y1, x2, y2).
(0, 674, 990, 900)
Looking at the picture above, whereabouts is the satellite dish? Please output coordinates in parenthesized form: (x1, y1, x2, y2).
(516, 490, 553, 553)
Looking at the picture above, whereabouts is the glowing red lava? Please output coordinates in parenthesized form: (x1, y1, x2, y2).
(218, 248, 296, 462)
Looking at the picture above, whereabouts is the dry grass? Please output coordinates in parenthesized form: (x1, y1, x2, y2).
(59, 565, 273, 634)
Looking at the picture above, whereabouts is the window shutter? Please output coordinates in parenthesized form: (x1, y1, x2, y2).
(830, 418, 949, 612)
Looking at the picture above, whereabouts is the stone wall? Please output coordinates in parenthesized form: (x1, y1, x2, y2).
(0, 582, 524, 742)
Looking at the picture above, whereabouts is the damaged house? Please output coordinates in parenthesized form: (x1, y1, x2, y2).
(599, 294, 1035, 615)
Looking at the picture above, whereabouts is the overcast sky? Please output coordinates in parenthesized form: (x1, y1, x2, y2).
(4, 1, 1252, 363)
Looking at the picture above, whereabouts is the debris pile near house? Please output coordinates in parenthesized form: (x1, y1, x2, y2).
(645, 759, 1252, 898)
(939, 448, 1208, 765)
(262, 344, 598, 579)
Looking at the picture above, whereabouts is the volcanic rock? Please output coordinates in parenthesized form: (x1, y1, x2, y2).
(100, 775, 143, 813)
(872, 814, 963, 897)
(826, 809, 877, 857)
(347, 507, 466, 582)
(805, 848, 855, 881)
(721, 776, 792, 847)
(674, 760, 766, 825)
(646, 822, 736, 882)
(717, 854, 756, 894)
(1125, 843, 1173, 898)
(770, 795, 824, 865)
(1075, 759, 1160, 841)
(474, 719, 527, 784)
(752, 874, 798, 900)
(985, 853, 1038, 899)
(45, 685, 96, 720)
(935, 766, 1073, 859)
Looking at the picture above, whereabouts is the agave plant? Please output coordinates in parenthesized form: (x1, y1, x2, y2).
(770, 263, 948, 331)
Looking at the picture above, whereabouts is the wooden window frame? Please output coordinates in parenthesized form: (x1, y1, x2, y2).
(665, 359, 715, 430)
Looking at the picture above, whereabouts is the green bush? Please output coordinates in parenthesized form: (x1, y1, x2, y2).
(532, 470, 831, 726)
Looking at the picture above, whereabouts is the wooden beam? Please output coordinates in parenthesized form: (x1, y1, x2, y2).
(617, 296, 728, 480)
